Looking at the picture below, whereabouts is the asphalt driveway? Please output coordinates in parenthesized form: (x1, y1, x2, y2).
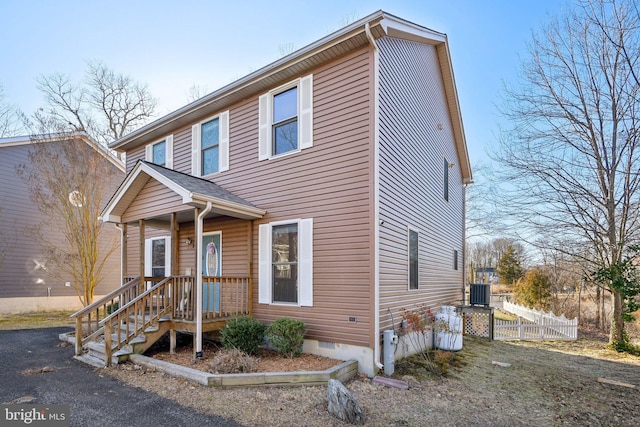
(0, 327, 242, 427)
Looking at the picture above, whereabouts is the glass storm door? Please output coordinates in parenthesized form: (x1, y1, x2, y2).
(202, 232, 221, 313)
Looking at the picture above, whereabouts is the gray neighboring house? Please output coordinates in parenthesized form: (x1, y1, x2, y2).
(0, 133, 124, 314)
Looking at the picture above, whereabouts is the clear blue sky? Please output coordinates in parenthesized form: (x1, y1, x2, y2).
(0, 0, 569, 164)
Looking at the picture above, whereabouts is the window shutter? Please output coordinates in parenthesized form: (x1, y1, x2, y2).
(299, 218, 313, 307)
(164, 236, 172, 277)
(191, 124, 201, 176)
(165, 135, 174, 169)
(145, 144, 152, 162)
(219, 110, 230, 172)
(258, 93, 271, 160)
(258, 224, 271, 304)
(299, 74, 313, 150)
(144, 239, 152, 277)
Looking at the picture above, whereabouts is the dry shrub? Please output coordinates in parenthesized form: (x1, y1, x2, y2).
(209, 348, 258, 374)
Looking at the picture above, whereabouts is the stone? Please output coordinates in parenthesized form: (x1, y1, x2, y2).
(327, 379, 365, 425)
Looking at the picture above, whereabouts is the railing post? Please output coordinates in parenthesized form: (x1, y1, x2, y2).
(104, 322, 112, 367)
(75, 316, 83, 356)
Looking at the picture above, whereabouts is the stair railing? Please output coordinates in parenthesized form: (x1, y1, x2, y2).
(101, 276, 174, 366)
(70, 276, 143, 356)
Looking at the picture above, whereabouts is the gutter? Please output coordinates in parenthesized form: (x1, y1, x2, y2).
(365, 22, 384, 371)
(195, 201, 213, 357)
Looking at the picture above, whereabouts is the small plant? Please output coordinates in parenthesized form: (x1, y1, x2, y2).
(209, 348, 258, 374)
(106, 302, 119, 314)
(266, 317, 306, 359)
(220, 315, 265, 356)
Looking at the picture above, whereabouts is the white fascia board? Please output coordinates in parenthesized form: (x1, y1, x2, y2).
(380, 15, 447, 45)
(191, 193, 266, 219)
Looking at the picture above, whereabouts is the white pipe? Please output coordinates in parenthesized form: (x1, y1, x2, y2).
(195, 201, 213, 356)
(365, 22, 384, 371)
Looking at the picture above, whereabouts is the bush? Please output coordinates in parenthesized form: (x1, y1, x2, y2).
(220, 316, 265, 356)
(266, 317, 305, 359)
(209, 348, 258, 374)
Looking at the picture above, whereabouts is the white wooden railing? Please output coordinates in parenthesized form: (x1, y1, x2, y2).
(495, 301, 577, 341)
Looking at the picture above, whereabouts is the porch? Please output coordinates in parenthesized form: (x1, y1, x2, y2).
(71, 274, 251, 366)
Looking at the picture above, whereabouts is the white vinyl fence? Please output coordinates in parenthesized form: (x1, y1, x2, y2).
(495, 301, 577, 341)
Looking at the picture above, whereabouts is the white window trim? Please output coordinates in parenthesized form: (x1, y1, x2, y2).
(258, 74, 313, 161)
(145, 135, 173, 169)
(407, 226, 419, 291)
(258, 218, 313, 306)
(191, 111, 229, 177)
(144, 236, 172, 277)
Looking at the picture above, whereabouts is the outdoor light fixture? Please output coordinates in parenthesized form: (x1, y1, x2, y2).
(186, 237, 194, 248)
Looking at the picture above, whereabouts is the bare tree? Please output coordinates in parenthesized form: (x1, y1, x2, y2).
(494, 0, 640, 345)
(16, 134, 121, 306)
(185, 84, 209, 103)
(0, 83, 23, 137)
(27, 61, 157, 148)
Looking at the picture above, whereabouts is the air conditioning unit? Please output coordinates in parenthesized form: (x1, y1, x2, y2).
(470, 283, 490, 306)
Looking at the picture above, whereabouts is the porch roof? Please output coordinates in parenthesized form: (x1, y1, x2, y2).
(101, 161, 266, 223)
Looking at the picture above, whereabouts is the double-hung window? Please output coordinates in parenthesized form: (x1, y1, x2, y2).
(144, 236, 171, 277)
(192, 111, 229, 176)
(258, 218, 313, 306)
(145, 135, 173, 168)
(258, 75, 313, 160)
(408, 227, 419, 290)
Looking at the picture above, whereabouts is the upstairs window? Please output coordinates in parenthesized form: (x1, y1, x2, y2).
(259, 75, 313, 160)
(273, 87, 298, 155)
(192, 111, 229, 176)
(145, 136, 173, 168)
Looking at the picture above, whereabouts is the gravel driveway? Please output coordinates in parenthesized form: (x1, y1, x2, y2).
(0, 327, 241, 427)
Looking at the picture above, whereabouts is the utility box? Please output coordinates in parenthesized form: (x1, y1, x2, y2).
(470, 283, 491, 306)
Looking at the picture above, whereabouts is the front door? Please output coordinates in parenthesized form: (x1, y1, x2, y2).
(202, 232, 221, 312)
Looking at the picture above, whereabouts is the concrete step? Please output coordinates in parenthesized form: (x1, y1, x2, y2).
(73, 353, 106, 369)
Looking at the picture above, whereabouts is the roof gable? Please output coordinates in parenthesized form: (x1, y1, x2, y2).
(101, 161, 265, 223)
(109, 10, 471, 182)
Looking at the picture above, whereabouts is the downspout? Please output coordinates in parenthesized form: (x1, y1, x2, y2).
(365, 22, 384, 371)
(114, 224, 124, 284)
(195, 201, 213, 357)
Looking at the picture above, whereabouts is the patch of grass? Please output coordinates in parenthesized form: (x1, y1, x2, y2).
(0, 311, 75, 330)
(494, 310, 518, 321)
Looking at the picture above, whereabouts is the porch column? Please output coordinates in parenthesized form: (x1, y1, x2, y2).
(195, 202, 213, 358)
(247, 220, 253, 316)
(171, 213, 179, 276)
(116, 223, 128, 283)
(139, 219, 145, 281)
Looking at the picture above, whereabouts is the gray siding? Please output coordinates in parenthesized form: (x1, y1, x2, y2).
(0, 141, 123, 300)
(377, 37, 465, 331)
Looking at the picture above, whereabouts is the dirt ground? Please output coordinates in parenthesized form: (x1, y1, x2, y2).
(105, 328, 640, 427)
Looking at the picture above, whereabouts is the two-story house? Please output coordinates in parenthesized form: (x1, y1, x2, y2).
(88, 10, 472, 376)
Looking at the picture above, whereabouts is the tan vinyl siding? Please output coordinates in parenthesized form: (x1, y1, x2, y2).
(208, 47, 375, 347)
(126, 146, 145, 172)
(116, 48, 375, 348)
(121, 179, 192, 223)
(172, 127, 192, 173)
(0, 142, 122, 300)
(377, 37, 465, 332)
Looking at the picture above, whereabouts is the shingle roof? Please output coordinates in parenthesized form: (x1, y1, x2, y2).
(141, 161, 258, 209)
